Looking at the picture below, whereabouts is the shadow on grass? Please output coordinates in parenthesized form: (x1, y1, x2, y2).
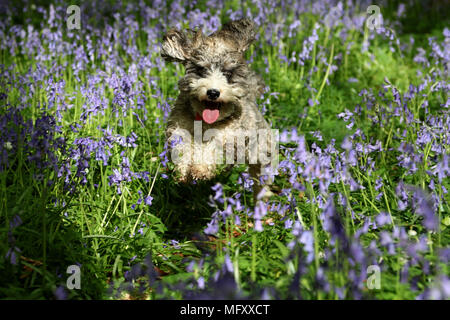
(153, 169, 237, 240)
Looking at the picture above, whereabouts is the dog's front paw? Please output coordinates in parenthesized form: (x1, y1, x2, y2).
(175, 173, 191, 184)
(173, 164, 192, 183)
(190, 164, 216, 181)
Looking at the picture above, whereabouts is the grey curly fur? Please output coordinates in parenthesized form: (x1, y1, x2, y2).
(161, 19, 273, 200)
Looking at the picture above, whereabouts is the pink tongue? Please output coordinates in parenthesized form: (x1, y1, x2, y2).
(202, 109, 220, 124)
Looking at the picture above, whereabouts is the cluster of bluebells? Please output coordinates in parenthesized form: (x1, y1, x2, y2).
(193, 73, 449, 297)
(0, 103, 69, 186)
(0, 0, 449, 300)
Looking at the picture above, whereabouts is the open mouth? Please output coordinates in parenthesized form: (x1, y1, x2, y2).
(199, 99, 223, 124)
(203, 100, 223, 110)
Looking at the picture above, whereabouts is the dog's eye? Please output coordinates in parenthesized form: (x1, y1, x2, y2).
(195, 66, 207, 77)
(223, 70, 233, 82)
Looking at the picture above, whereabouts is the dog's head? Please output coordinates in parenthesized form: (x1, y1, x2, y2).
(161, 19, 257, 124)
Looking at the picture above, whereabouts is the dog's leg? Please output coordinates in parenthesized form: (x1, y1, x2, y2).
(167, 127, 194, 182)
(191, 129, 223, 180)
(249, 163, 261, 203)
(190, 132, 219, 181)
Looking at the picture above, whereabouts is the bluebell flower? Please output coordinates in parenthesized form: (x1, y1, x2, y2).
(375, 212, 391, 227)
(54, 286, 68, 300)
(144, 195, 153, 206)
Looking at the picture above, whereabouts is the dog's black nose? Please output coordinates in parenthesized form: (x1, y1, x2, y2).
(207, 89, 220, 100)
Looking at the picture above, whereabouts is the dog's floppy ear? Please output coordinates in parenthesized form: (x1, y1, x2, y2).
(161, 29, 190, 63)
(213, 18, 257, 53)
(161, 29, 203, 63)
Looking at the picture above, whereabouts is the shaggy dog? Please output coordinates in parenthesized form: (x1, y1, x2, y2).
(161, 18, 276, 200)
